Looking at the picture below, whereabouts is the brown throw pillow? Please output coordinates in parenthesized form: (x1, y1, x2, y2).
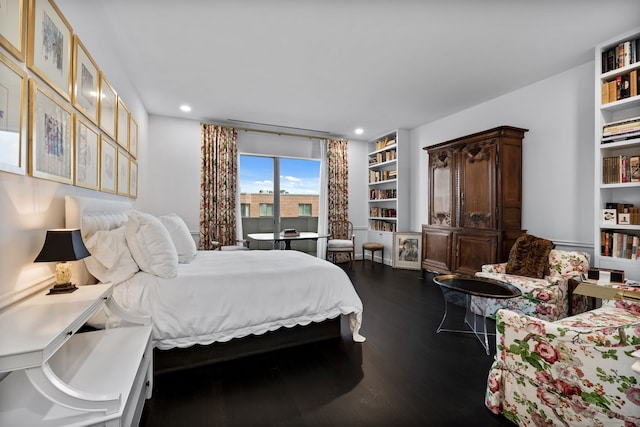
(505, 234, 554, 279)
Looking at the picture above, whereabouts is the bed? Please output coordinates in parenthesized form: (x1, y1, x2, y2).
(64, 195, 365, 374)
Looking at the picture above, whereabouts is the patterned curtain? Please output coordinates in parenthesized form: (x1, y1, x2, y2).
(327, 139, 349, 222)
(327, 139, 349, 262)
(199, 124, 238, 249)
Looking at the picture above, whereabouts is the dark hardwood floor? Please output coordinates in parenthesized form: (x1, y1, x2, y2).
(140, 262, 514, 427)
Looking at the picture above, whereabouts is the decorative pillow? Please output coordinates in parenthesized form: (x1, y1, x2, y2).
(548, 249, 590, 277)
(83, 226, 139, 284)
(505, 234, 554, 279)
(159, 214, 197, 263)
(125, 210, 178, 278)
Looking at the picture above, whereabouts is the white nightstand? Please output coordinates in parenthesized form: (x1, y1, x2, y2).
(0, 283, 153, 426)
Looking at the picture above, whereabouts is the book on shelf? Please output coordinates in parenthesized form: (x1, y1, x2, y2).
(601, 231, 640, 259)
(375, 137, 396, 151)
(602, 115, 640, 137)
(631, 156, 640, 182)
(601, 69, 640, 105)
(369, 169, 397, 183)
(369, 188, 397, 200)
(370, 219, 396, 232)
(601, 37, 640, 73)
(602, 155, 640, 183)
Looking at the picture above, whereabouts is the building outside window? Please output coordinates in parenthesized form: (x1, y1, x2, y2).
(298, 203, 312, 216)
(240, 203, 251, 218)
(259, 203, 273, 217)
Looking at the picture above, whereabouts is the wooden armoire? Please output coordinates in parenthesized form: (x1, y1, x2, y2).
(421, 126, 527, 276)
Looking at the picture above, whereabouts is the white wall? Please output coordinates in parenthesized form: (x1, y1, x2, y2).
(0, 1, 148, 305)
(143, 116, 369, 241)
(0, 0, 597, 304)
(139, 116, 200, 227)
(410, 62, 595, 253)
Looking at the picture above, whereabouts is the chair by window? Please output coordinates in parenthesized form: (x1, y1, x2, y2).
(210, 222, 250, 251)
(326, 220, 355, 269)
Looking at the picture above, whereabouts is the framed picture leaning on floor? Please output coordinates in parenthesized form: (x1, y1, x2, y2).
(393, 232, 421, 270)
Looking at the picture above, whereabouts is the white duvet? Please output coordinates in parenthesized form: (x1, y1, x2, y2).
(101, 250, 365, 349)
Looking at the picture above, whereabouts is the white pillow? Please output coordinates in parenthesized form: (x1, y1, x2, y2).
(328, 239, 354, 248)
(84, 226, 139, 284)
(159, 214, 197, 263)
(125, 210, 178, 278)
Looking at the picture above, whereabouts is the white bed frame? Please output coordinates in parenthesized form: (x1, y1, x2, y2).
(64, 195, 342, 375)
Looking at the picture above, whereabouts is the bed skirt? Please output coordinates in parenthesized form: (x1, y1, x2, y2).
(153, 317, 342, 375)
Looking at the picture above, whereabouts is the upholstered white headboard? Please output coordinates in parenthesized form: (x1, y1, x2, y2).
(65, 195, 134, 284)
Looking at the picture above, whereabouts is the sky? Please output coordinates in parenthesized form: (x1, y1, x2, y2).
(239, 156, 320, 195)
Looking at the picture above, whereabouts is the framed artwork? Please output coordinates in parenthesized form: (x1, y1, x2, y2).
(98, 73, 116, 140)
(74, 114, 99, 190)
(618, 213, 631, 225)
(0, 0, 26, 61)
(129, 160, 137, 198)
(27, 0, 73, 100)
(116, 97, 129, 150)
(0, 51, 27, 175)
(28, 79, 73, 184)
(72, 35, 99, 124)
(129, 116, 138, 158)
(116, 147, 129, 196)
(99, 135, 116, 193)
(392, 232, 422, 270)
(602, 209, 617, 225)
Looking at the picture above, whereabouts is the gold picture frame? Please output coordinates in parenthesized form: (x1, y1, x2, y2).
(29, 78, 73, 184)
(27, 0, 73, 101)
(129, 160, 138, 199)
(129, 116, 138, 158)
(0, 0, 26, 62)
(116, 97, 129, 150)
(0, 51, 27, 175)
(99, 135, 116, 193)
(98, 73, 116, 140)
(74, 114, 99, 190)
(72, 35, 99, 125)
(116, 147, 129, 196)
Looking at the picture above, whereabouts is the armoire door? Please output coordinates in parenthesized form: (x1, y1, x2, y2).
(429, 148, 456, 228)
(458, 140, 497, 230)
(421, 226, 453, 273)
(452, 231, 498, 276)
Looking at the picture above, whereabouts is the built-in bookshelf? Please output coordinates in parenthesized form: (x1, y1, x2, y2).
(594, 28, 640, 281)
(367, 129, 409, 264)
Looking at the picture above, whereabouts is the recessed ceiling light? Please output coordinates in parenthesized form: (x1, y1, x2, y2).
(180, 105, 191, 112)
(354, 128, 364, 135)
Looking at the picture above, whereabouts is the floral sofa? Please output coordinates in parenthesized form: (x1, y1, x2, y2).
(485, 286, 640, 426)
(472, 250, 591, 322)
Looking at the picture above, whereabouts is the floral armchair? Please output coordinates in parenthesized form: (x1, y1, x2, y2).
(472, 250, 591, 322)
(485, 287, 640, 426)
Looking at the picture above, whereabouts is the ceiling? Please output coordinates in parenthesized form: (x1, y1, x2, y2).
(58, 0, 640, 140)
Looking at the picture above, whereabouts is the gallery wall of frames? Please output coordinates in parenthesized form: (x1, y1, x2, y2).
(0, 0, 138, 198)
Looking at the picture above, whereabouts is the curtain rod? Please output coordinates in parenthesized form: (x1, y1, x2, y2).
(201, 122, 347, 142)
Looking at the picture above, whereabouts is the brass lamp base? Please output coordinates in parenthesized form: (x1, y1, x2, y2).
(47, 282, 78, 295)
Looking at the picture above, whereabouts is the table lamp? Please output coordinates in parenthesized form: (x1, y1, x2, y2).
(34, 229, 91, 295)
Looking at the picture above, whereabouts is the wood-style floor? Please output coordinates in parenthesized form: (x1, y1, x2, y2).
(140, 262, 514, 427)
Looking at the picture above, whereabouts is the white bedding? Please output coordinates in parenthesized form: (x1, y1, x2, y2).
(65, 195, 365, 351)
(101, 249, 365, 349)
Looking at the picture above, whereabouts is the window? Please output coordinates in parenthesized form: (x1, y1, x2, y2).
(298, 203, 312, 216)
(259, 203, 273, 217)
(240, 203, 250, 217)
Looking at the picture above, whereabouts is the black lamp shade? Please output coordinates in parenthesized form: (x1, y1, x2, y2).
(34, 229, 91, 263)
